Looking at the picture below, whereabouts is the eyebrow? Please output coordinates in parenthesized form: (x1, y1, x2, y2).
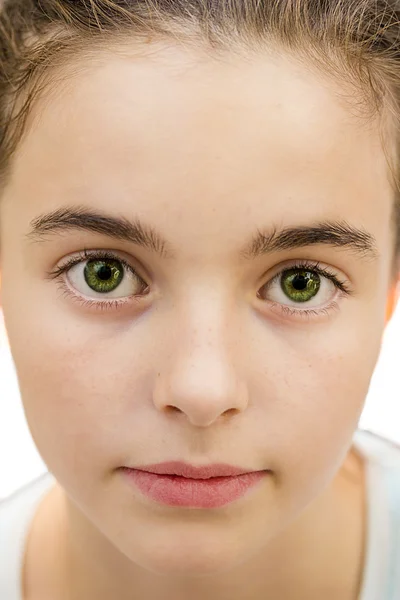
(27, 205, 379, 262)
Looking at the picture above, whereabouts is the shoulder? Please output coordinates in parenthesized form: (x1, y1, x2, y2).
(0, 472, 55, 519)
(354, 429, 400, 600)
(353, 429, 400, 470)
(0, 472, 55, 600)
(354, 428, 400, 514)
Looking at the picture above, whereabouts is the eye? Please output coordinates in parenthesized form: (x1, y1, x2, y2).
(68, 257, 140, 298)
(257, 260, 353, 318)
(48, 250, 149, 308)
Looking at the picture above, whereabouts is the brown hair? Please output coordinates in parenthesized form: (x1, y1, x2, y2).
(1, 0, 400, 274)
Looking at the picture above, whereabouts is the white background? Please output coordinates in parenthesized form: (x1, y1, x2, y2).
(1, 306, 399, 500)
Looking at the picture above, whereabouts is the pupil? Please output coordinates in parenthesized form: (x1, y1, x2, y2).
(293, 275, 307, 290)
(97, 265, 112, 281)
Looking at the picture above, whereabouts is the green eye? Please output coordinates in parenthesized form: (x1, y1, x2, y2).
(280, 269, 321, 303)
(84, 259, 124, 293)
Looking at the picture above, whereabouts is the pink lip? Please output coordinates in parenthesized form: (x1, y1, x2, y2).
(120, 461, 269, 508)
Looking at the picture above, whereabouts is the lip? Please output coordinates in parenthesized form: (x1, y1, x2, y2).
(130, 461, 258, 478)
(120, 461, 269, 508)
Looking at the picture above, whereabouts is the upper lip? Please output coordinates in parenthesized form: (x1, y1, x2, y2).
(126, 461, 256, 479)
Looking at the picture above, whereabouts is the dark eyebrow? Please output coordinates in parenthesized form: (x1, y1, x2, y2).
(239, 220, 379, 261)
(27, 206, 379, 262)
(27, 206, 175, 259)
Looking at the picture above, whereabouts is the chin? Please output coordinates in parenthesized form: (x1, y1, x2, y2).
(127, 534, 249, 576)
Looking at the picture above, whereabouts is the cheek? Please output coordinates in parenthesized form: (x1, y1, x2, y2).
(5, 308, 151, 486)
(259, 319, 383, 512)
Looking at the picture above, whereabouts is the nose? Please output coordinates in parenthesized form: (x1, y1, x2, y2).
(153, 322, 249, 428)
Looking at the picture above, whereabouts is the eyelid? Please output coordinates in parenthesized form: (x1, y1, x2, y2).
(262, 259, 353, 294)
(256, 259, 354, 321)
(47, 249, 151, 311)
(47, 248, 148, 283)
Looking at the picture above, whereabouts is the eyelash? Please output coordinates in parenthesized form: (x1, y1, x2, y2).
(47, 251, 354, 319)
(259, 259, 353, 320)
(47, 249, 148, 312)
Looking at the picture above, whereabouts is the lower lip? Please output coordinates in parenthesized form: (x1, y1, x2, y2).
(121, 468, 268, 508)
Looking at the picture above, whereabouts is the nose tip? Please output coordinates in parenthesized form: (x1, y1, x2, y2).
(153, 370, 249, 428)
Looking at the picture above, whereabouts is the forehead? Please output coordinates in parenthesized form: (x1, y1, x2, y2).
(7, 44, 394, 250)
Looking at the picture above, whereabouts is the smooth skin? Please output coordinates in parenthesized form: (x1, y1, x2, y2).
(0, 42, 399, 600)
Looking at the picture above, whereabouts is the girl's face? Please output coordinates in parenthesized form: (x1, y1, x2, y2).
(0, 44, 396, 574)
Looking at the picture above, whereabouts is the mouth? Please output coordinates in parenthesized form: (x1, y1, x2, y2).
(129, 461, 258, 479)
(119, 461, 270, 508)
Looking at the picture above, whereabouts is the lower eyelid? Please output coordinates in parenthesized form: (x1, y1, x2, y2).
(267, 300, 341, 323)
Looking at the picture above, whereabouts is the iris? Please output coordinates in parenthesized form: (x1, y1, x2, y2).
(84, 259, 124, 293)
(280, 269, 321, 303)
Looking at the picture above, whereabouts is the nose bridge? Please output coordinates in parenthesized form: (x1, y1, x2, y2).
(152, 294, 249, 427)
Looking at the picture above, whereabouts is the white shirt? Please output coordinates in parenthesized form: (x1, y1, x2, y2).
(1, 428, 400, 599)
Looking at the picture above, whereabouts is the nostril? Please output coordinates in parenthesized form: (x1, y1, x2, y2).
(222, 408, 239, 418)
(165, 405, 183, 414)
(164, 406, 239, 419)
